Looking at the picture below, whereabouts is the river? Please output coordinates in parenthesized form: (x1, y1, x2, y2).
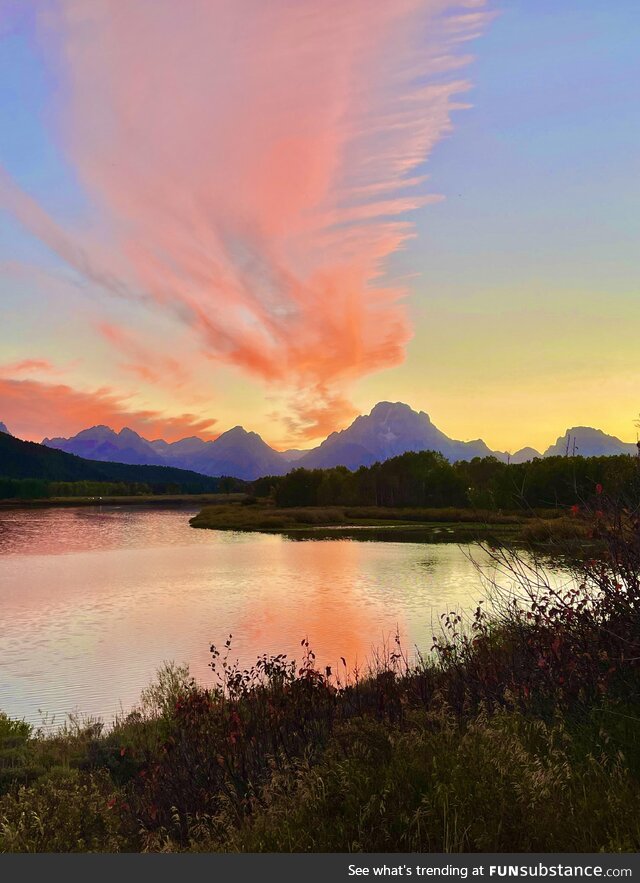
(0, 504, 546, 727)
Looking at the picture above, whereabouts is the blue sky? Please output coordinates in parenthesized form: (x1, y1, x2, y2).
(358, 0, 640, 450)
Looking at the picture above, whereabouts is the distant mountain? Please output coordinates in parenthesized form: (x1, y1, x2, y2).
(36, 404, 639, 481)
(297, 402, 503, 470)
(510, 447, 541, 464)
(149, 436, 210, 461)
(280, 449, 309, 462)
(44, 425, 163, 466)
(187, 427, 287, 480)
(44, 423, 288, 481)
(543, 427, 638, 458)
(0, 422, 11, 436)
(0, 431, 235, 491)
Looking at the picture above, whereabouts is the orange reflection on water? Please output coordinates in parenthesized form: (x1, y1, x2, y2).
(232, 539, 405, 675)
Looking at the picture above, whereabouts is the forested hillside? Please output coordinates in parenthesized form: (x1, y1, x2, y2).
(0, 430, 242, 496)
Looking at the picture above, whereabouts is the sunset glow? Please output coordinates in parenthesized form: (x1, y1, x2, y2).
(1, 1, 638, 451)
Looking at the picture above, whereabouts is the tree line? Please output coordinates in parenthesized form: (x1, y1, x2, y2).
(0, 477, 244, 500)
(252, 450, 640, 510)
(0, 478, 159, 500)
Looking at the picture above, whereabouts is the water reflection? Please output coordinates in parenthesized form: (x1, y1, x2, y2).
(1, 506, 506, 726)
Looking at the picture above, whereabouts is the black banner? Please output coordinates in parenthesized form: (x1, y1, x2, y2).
(0, 853, 638, 882)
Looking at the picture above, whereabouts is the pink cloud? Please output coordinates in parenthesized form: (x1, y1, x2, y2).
(97, 321, 190, 389)
(2, 0, 491, 439)
(0, 376, 218, 443)
(0, 358, 58, 375)
(275, 387, 360, 445)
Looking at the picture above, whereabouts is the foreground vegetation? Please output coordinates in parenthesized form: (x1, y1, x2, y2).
(2, 491, 639, 852)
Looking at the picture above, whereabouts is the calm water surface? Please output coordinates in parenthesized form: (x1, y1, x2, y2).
(0, 505, 544, 726)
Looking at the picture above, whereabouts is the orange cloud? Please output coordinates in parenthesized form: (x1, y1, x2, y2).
(0, 358, 58, 375)
(0, 376, 217, 443)
(97, 321, 190, 389)
(272, 387, 360, 445)
(2, 0, 491, 440)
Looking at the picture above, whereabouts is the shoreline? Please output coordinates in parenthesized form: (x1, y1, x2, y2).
(0, 492, 246, 510)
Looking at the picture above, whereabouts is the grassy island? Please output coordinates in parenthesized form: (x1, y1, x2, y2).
(189, 500, 589, 545)
(189, 449, 638, 546)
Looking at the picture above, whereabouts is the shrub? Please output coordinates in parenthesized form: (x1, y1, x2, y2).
(0, 714, 37, 794)
(225, 709, 640, 853)
(0, 769, 134, 853)
(131, 642, 337, 845)
(520, 516, 591, 544)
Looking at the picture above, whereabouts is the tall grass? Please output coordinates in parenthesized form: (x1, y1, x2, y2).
(189, 502, 559, 536)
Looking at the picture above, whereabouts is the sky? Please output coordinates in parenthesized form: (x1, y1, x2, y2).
(0, 0, 638, 453)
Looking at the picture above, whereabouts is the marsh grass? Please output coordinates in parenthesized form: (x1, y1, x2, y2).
(189, 502, 560, 541)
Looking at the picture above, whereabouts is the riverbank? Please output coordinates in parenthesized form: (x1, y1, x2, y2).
(0, 492, 246, 510)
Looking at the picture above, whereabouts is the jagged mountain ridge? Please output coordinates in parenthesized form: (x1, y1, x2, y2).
(544, 427, 638, 458)
(39, 403, 638, 480)
(44, 424, 288, 480)
(43, 425, 161, 466)
(296, 402, 503, 470)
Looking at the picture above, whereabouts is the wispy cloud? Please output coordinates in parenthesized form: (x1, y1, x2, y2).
(97, 322, 190, 389)
(0, 358, 59, 375)
(271, 387, 359, 445)
(1, 0, 491, 440)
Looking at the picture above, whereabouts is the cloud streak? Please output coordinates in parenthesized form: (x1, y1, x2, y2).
(0, 358, 59, 375)
(0, 376, 218, 443)
(1, 0, 491, 440)
(97, 322, 191, 390)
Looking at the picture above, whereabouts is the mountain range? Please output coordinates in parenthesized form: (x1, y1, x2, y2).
(42, 424, 286, 481)
(24, 401, 638, 481)
(0, 426, 232, 491)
